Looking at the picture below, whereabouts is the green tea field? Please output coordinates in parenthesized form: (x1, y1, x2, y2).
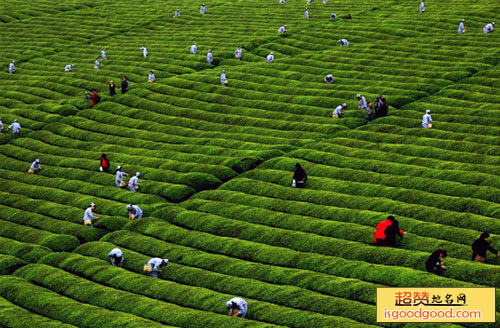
(0, 0, 499, 326)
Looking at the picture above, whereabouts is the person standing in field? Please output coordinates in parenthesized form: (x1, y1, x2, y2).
(141, 45, 148, 57)
(292, 163, 307, 188)
(0, 117, 3, 133)
(483, 22, 495, 33)
(376, 97, 389, 118)
(108, 248, 124, 267)
(357, 94, 367, 110)
(100, 154, 110, 172)
(419, 0, 425, 13)
(128, 172, 141, 191)
(8, 119, 20, 135)
(304, 8, 309, 18)
(101, 48, 107, 60)
(207, 49, 213, 64)
(426, 249, 447, 275)
(458, 19, 466, 33)
(422, 109, 432, 128)
(115, 165, 129, 188)
(200, 4, 207, 14)
(374, 216, 405, 246)
(8, 60, 15, 74)
(234, 46, 243, 60)
(174, 9, 180, 17)
(226, 298, 248, 318)
(472, 232, 499, 263)
(333, 103, 346, 118)
(83, 202, 99, 226)
(94, 57, 101, 70)
(109, 81, 116, 96)
(28, 159, 42, 174)
(121, 76, 129, 94)
(266, 52, 274, 63)
(190, 43, 197, 55)
(145, 258, 168, 278)
(126, 204, 143, 220)
(148, 70, 155, 83)
(221, 70, 228, 86)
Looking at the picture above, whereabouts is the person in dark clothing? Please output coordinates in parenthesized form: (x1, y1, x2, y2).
(345, 13, 352, 19)
(100, 154, 110, 173)
(292, 163, 307, 188)
(109, 80, 116, 96)
(121, 76, 129, 94)
(374, 216, 405, 246)
(472, 232, 498, 263)
(376, 97, 389, 118)
(426, 249, 447, 275)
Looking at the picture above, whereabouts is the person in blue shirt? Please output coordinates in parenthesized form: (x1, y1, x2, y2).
(115, 166, 129, 188)
(221, 70, 228, 86)
(338, 39, 349, 47)
(304, 8, 309, 18)
(207, 49, 213, 64)
(278, 25, 287, 34)
(234, 46, 242, 60)
(419, 0, 425, 13)
(357, 94, 367, 110)
(483, 22, 495, 34)
(333, 103, 346, 118)
(83, 203, 99, 226)
(146, 258, 168, 278)
(190, 43, 197, 55)
(141, 45, 148, 57)
(266, 52, 274, 63)
(127, 204, 143, 220)
(29, 159, 42, 174)
(8, 119, 20, 135)
(422, 109, 433, 128)
(128, 172, 141, 191)
(65, 64, 75, 72)
(148, 70, 155, 83)
(9, 60, 15, 74)
(94, 57, 100, 70)
(200, 4, 207, 14)
(458, 19, 465, 33)
(101, 48, 107, 60)
(108, 248, 123, 267)
(174, 9, 180, 17)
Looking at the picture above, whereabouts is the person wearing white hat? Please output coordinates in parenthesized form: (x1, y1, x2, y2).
(206, 49, 213, 64)
(458, 19, 466, 34)
(101, 48, 107, 60)
(483, 22, 495, 34)
(8, 119, 20, 135)
(333, 103, 347, 118)
(141, 45, 149, 58)
(225, 297, 248, 318)
(128, 172, 141, 191)
(65, 64, 75, 72)
(338, 39, 349, 47)
(324, 74, 334, 84)
(422, 109, 433, 128)
(419, 0, 425, 13)
(279, 0, 286, 3)
(28, 159, 42, 174)
(115, 166, 129, 188)
(304, 8, 309, 19)
(126, 204, 143, 220)
(145, 257, 168, 278)
(278, 25, 287, 34)
(190, 43, 197, 55)
(266, 52, 274, 63)
(330, 13, 337, 19)
(234, 46, 243, 60)
(200, 4, 207, 14)
(108, 248, 124, 267)
(83, 203, 99, 226)
(148, 70, 155, 83)
(8, 60, 15, 74)
(307, 0, 313, 4)
(221, 70, 228, 86)
(174, 9, 180, 17)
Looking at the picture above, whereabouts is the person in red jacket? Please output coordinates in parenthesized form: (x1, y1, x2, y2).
(100, 154, 110, 173)
(374, 216, 405, 246)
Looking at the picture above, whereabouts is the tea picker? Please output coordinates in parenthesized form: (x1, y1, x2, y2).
(422, 109, 432, 128)
(483, 22, 495, 33)
(115, 165, 130, 188)
(101, 48, 107, 60)
(458, 19, 465, 33)
(373, 216, 405, 247)
(324, 74, 334, 84)
(126, 204, 143, 220)
(471, 233, 499, 263)
(65, 64, 75, 72)
(207, 49, 213, 64)
(128, 172, 141, 191)
(266, 52, 274, 63)
(292, 163, 307, 188)
(234, 46, 243, 60)
(278, 25, 287, 34)
(190, 43, 197, 55)
(83, 202, 99, 226)
(141, 45, 148, 57)
(426, 249, 447, 275)
(200, 4, 207, 14)
(8, 60, 15, 74)
(108, 248, 124, 267)
(221, 70, 228, 86)
(144, 258, 168, 278)
(419, 0, 425, 13)
(28, 159, 42, 174)
(0, 117, 3, 133)
(174, 9, 180, 17)
(338, 39, 349, 47)
(8, 119, 20, 135)
(225, 297, 248, 318)
(333, 103, 346, 118)
(148, 70, 155, 83)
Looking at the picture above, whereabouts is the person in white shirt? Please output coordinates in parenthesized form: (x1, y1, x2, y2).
(83, 203, 99, 226)
(94, 57, 100, 70)
(200, 4, 207, 14)
(148, 70, 155, 83)
(128, 172, 141, 191)
(422, 109, 433, 128)
(126, 204, 143, 220)
(279, 0, 286, 3)
(101, 48, 107, 60)
(8, 119, 20, 135)
(419, 0, 425, 13)
(266, 52, 274, 63)
(190, 43, 197, 55)
(65, 64, 75, 72)
(323, 0, 327, 4)
(234, 46, 243, 60)
(278, 25, 287, 34)
(108, 248, 123, 267)
(174, 9, 180, 17)
(221, 70, 227, 86)
(115, 166, 129, 188)
(338, 39, 349, 47)
(333, 103, 347, 118)
(0, 117, 3, 133)
(9, 60, 15, 74)
(304, 8, 309, 18)
(29, 159, 42, 174)
(146, 258, 168, 278)
(324, 74, 334, 84)
(483, 22, 495, 33)
(206, 49, 213, 64)
(458, 19, 465, 33)
(226, 298, 248, 318)
(141, 45, 148, 57)
(330, 13, 337, 19)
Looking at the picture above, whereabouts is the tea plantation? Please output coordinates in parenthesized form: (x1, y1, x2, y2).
(0, 0, 499, 326)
